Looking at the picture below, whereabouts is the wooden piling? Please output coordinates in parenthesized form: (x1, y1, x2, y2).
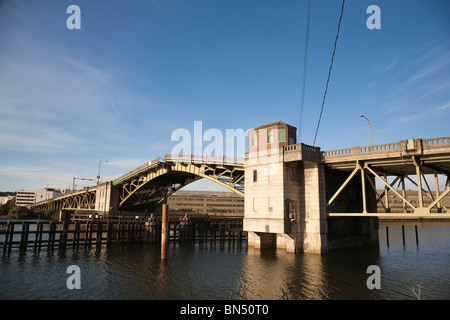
(60, 221, 68, 249)
(3, 221, 11, 251)
(73, 221, 80, 247)
(96, 222, 103, 246)
(402, 225, 405, 246)
(19, 221, 28, 251)
(415, 225, 419, 246)
(386, 226, 389, 247)
(88, 222, 93, 246)
(34, 221, 41, 251)
(106, 222, 112, 245)
(47, 222, 53, 249)
(161, 204, 169, 259)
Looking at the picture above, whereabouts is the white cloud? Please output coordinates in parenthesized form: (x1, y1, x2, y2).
(437, 102, 450, 111)
(403, 52, 450, 86)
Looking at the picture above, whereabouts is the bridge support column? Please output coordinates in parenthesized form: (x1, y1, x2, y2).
(59, 210, 71, 222)
(94, 181, 119, 213)
(244, 121, 330, 254)
(247, 231, 275, 249)
(301, 162, 328, 254)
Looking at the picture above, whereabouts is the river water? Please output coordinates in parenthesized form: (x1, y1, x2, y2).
(0, 221, 449, 300)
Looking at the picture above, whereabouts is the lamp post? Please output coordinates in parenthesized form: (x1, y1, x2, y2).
(72, 177, 95, 191)
(97, 160, 109, 184)
(360, 114, 372, 146)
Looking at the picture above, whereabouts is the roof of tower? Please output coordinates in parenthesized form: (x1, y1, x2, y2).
(254, 121, 297, 130)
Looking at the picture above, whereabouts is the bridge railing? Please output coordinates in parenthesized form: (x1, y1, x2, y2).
(113, 157, 164, 184)
(423, 137, 450, 150)
(164, 154, 244, 165)
(321, 137, 450, 161)
(322, 141, 401, 159)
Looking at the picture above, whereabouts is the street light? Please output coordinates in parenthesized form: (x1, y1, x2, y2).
(97, 160, 109, 184)
(360, 114, 372, 146)
(72, 177, 95, 191)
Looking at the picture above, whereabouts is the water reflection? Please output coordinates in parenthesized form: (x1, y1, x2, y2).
(1, 222, 449, 300)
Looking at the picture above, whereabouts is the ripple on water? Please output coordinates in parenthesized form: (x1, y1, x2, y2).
(1, 223, 450, 300)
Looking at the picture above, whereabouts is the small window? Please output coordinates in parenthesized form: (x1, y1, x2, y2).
(279, 128, 286, 142)
(252, 133, 258, 147)
(267, 130, 273, 143)
(268, 197, 273, 212)
(253, 169, 257, 182)
(290, 167, 295, 181)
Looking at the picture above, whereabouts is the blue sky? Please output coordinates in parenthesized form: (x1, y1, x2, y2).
(0, 0, 449, 192)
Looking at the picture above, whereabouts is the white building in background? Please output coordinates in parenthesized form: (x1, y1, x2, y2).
(0, 195, 15, 205)
(15, 190, 36, 206)
(16, 188, 70, 207)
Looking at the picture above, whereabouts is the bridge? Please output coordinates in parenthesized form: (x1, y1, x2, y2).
(30, 154, 244, 213)
(321, 136, 450, 217)
(29, 121, 450, 254)
(243, 121, 450, 254)
(30, 136, 450, 219)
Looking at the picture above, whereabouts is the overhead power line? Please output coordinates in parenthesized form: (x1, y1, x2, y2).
(298, 0, 311, 142)
(313, 0, 346, 146)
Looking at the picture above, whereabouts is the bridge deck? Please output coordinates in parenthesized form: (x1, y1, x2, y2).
(321, 137, 450, 174)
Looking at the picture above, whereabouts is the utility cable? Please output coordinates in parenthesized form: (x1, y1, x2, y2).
(298, 0, 311, 142)
(313, 0, 345, 146)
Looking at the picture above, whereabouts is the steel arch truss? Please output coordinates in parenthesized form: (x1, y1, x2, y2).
(58, 189, 96, 211)
(115, 161, 244, 211)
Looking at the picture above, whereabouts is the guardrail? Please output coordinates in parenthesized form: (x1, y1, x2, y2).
(113, 157, 164, 184)
(321, 137, 450, 161)
(164, 154, 245, 165)
(112, 154, 244, 185)
(424, 137, 450, 149)
(322, 142, 400, 158)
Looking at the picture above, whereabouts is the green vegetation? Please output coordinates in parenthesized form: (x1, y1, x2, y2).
(0, 191, 16, 196)
(42, 209, 60, 221)
(0, 198, 59, 221)
(0, 200, 35, 219)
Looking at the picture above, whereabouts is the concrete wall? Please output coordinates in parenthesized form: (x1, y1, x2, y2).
(301, 162, 328, 254)
(244, 145, 329, 254)
(95, 182, 119, 212)
(243, 146, 286, 234)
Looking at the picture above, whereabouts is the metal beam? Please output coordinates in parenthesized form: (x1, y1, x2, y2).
(365, 165, 416, 210)
(359, 161, 367, 214)
(327, 166, 359, 206)
(427, 186, 450, 210)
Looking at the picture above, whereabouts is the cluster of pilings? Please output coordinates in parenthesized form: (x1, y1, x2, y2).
(145, 205, 246, 256)
(1, 220, 144, 253)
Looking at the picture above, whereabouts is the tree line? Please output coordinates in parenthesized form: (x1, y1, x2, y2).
(0, 198, 59, 221)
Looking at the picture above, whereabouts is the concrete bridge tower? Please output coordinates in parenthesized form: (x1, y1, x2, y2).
(243, 121, 328, 254)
